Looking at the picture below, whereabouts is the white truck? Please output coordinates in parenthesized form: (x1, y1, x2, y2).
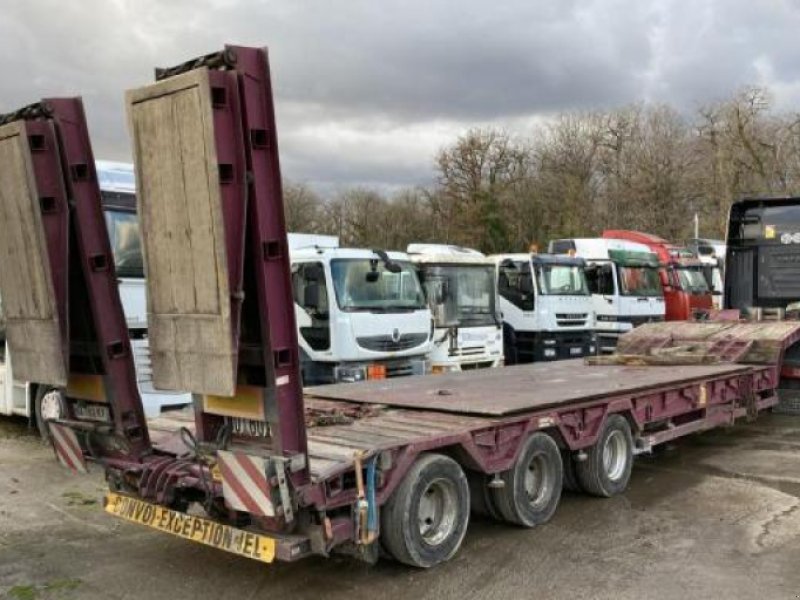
(407, 244, 503, 373)
(549, 238, 665, 353)
(0, 161, 191, 437)
(493, 253, 596, 363)
(289, 235, 432, 384)
(687, 237, 726, 309)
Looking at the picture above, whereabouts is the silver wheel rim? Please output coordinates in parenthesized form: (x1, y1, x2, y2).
(603, 430, 628, 482)
(40, 390, 64, 421)
(524, 452, 554, 509)
(418, 478, 459, 546)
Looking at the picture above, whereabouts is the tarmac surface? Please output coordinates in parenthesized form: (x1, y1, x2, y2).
(1, 412, 799, 600)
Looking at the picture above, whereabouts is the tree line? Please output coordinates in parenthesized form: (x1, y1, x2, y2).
(284, 87, 800, 254)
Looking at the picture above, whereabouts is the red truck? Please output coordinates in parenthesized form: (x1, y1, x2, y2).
(603, 230, 713, 320)
(0, 46, 796, 570)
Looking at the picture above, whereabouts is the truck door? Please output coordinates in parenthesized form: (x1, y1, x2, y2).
(292, 262, 331, 352)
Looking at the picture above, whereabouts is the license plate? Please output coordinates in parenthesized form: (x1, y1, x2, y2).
(570, 347, 583, 356)
(104, 492, 276, 563)
(226, 417, 272, 438)
(74, 403, 110, 422)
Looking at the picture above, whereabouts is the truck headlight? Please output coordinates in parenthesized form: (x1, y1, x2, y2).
(431, 364, 459, 375)
(334, 365, 367, 383)
(596, 315, 618, 322)
(544, 349, 557, 358)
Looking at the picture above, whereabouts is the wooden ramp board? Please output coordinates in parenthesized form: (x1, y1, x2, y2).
(305, 360, 751, 417)
(126, 69, 235, 396)
(0, 121, 67, 386)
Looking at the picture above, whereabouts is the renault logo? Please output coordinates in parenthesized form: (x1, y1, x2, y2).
(391, 328, 401, 343)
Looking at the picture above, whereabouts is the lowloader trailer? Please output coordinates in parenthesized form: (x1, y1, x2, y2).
(2, 45, 799, 569)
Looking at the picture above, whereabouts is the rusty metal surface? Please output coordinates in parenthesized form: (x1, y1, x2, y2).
(305, 360, 751, 417)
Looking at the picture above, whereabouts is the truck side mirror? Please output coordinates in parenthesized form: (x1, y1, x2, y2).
(519, 276, 534, 295)
(437, 280, 450, 304)
(304, 282, 320, 311)
(659, 269, 673, 291)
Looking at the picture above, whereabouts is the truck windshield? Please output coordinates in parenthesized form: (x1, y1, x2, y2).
(676, 267, 710, 294)
(536, 265, 588, 295)
(420, 264, 496, 327)
(330, 259, 426, 312)
(618, 266, 661, 297)
(104, 210, 144, 279)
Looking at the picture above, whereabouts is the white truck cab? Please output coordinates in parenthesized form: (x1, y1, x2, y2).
(549, 238, 665, 353)
(493, 253, 596, 363)
(0, 161, 192, 436)
(407, 244, 503, 373)
(687, 238, 726, 309)
(290, 235, 432, 384)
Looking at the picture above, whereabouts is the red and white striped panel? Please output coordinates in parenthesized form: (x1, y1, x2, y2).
(217, 450, 275, 517)
(49, 423, 88, 474)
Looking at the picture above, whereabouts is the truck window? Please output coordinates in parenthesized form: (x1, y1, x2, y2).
(329, 259, 426, 312)
(104, 210, 144, 279)
(585, 263, 615, 295)
(675, 267, 710, 294)
(618, 266, 662, 297)
(420, 264, 496, 327)
(292, 262, 330, 350)
(537, 265, 589, 295)
(498, 261, 535, 311)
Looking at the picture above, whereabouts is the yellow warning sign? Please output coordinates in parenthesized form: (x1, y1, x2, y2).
(105, 492, 276, 563)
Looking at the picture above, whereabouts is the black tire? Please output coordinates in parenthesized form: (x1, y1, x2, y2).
(490, 432, 563, 527)
(561, 449, 582, 493)
(380, 453, 470, 568)
(467, 471, 501, 520)
(34, 386, 66, 442)
(576, 414, 633, 498)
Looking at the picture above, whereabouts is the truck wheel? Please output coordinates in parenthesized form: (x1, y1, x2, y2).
(576, 414, 633, 497)
(561, 450, 582, 493)
(467, 471, 501, 520)
(490, 432, 562, 527)
(35, 386, 66, 441)
(380, 453, 470, 568)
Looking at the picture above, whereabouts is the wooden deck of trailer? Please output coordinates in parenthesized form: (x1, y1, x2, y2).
(148, 357, 768, 483)
(304, 360, 752, 416)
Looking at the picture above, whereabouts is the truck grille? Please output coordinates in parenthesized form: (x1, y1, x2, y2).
(556, 313, 588, 326)
(357, 333, 428, 352)
(619, 315, 664, 327)
(461, 361, 495, 370)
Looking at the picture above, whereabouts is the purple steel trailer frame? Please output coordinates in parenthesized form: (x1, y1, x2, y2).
(144, 47, 308, 485)
(0, 98, 150, 459)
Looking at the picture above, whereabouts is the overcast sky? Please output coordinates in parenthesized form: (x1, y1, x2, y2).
(2, 0, 799, 193)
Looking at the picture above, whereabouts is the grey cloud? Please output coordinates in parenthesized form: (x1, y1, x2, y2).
(1, 0, 799, 189)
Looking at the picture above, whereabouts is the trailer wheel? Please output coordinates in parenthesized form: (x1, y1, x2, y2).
(576, 414, 633, 497)
(380, 453, 470, 568)
(561, 450, 582, 493)
(467, 472, 501, 520)
(490, 432, 562, 527)
(35, 386, 66, 442)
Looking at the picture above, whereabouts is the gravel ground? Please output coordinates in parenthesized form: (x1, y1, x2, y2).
(1, 413, 799, 600)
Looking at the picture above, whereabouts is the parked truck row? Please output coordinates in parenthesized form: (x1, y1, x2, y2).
(1, 44, 798, 574)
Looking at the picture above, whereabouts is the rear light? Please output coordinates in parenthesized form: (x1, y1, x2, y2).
(367, 364, 387, 380)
